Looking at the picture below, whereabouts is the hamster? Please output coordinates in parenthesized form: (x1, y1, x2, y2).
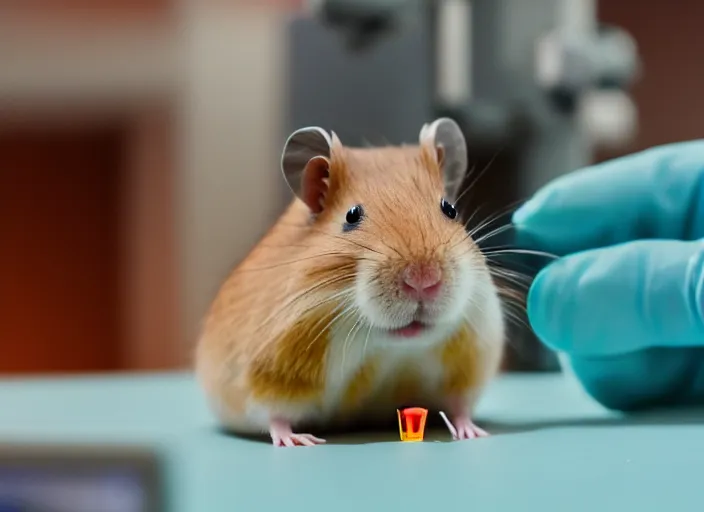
(195, 117, 505, 447)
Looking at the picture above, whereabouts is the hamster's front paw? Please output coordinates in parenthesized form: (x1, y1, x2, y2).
(269, 419, 326, 447)
(449, 415, 489, 440)
(442, 396, 490, 440)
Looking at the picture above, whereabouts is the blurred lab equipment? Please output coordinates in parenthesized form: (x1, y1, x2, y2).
(286, 0, 640, 371)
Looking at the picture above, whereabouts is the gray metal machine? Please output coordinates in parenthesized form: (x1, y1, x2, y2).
(285, 0, 640, 371)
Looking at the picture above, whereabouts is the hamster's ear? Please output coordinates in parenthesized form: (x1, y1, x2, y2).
(419, 117, 468, 201)
(281, 126, 334, 214)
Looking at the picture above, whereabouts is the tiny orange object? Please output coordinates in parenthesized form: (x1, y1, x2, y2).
(397, 407, 428, 442)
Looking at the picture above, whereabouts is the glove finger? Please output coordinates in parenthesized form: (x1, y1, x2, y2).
(565, 347, 704, 411)
(512, 141, 704, 255)
(527, 239, 704, 357)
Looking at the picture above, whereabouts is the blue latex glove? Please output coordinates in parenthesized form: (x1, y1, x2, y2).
(512, 140, 704, 411)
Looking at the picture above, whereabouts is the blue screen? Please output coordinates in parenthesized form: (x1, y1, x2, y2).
(0, 468, 147, 512)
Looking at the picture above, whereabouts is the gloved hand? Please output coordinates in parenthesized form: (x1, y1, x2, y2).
(512, 140, 704, 411)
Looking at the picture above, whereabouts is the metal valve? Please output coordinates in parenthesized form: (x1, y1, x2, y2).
(535, 13, 641, 149)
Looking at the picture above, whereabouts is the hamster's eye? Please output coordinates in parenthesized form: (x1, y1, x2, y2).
(343, 205, 364, 232)
(440, 199, 457, 220)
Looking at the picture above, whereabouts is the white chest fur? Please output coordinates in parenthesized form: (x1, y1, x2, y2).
(321, 318, 457, 420)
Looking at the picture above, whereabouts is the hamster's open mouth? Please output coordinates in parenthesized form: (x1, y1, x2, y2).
(388, 321, 428, 338)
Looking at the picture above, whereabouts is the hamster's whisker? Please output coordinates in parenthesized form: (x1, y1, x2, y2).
(473, 224, 516, 247)
(295, 289, 357, 326)
(486, 262, 533, 296)
(258, 243, 381, 262)
(451, 216, 509, 254)
(480, 243, 522, 253)
(461, 203, 485, 231)
(486, 262, 535, 281)
(501, 307, 531, 334)
(337, 237, 390, 258)
(378, 240, 404, 259)
(484, 269, 531, 330)
(446, 174, 466, 198)
(287, 274, 356, 307)
(467, 205, 519, 239)
(496, 293, 529, 321)
(461, 303, 482, 339)
(483, 253, 547, 285)
(462, 198, 527, 243)
(497, 288, 528, 308)
(466, 297, 486, 319)
(299, 288, 355, 320)
(340, 313, 365, 380)
(492, 278, 530, 298)
(469, 287, 535, 365)
(477, 196, 528, 225)
(488, 269, 532, 292)
(496, 280, 528, 301)
(499, 297, 531, 331)
(486, 265, 537, 285)
(365, 283, 393, 304)
(455, 148, 502, 206)
(453, 221, 519, 258)
(442, 224, 472, 247)
(305, 302, 358, 352)
(306, 302, 349, 344)
(236, 253, 360, 273)
(365, 216, 407, 257)
(308, 227, 392, 258)
(277, 223, 391, 258)
(419, 224, 427, 248)
(260, 274, 356, 328)
(465, 292, 531, 357)
(483, 248, 559, 260)
(488, 267, 533, 303)
(252, 290, 353, 356)
(362, 323, 373, 359)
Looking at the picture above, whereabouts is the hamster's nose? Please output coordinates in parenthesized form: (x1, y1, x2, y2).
(401, 263, 442, 301)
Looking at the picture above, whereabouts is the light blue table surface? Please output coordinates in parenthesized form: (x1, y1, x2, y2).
(0, 371, 702, 512)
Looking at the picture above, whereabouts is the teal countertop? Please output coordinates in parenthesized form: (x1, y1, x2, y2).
(0, 371, 702, 511)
